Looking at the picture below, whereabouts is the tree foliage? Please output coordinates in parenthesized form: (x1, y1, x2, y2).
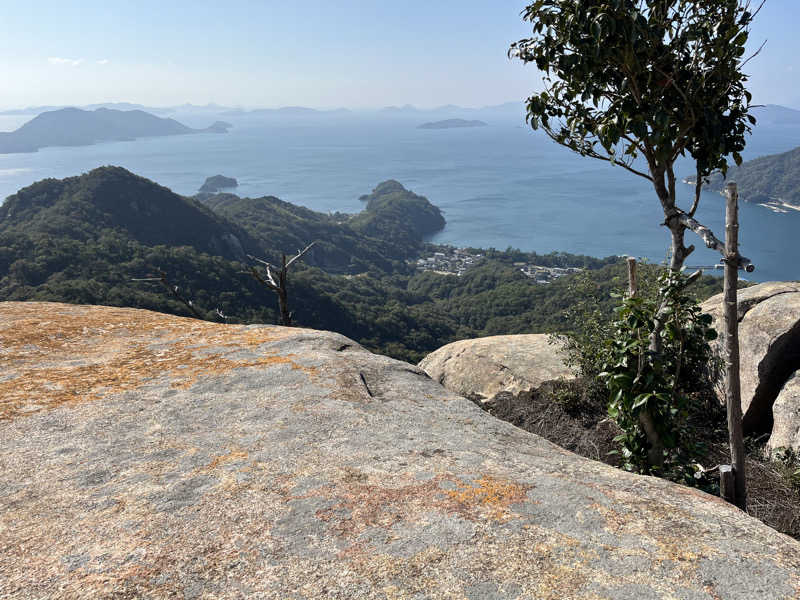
(512, 0, 761, 269)
(600, 270, 720, 481)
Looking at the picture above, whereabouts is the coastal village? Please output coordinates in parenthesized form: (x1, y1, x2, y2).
(414, 246, 583, 283)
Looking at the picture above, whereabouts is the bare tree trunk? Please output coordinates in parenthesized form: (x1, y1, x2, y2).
(723, 182, 747, 509)
(627, 257, 638, 298)
(249, 242, 315, 328)
(277, 255, 291, 326)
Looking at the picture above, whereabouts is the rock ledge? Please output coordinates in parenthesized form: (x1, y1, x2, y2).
(2, 302, 799, 599)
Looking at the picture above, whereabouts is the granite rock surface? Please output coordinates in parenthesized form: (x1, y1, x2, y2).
(701, 282, 800, 435)
(418, 334, 575, 400)
(2, 302, 800, 599)
(767, 370, 800, 454)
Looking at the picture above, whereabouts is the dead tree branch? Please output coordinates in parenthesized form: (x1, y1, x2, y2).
(677, 213, 754, 272)
(249, 241, 316, 326)
(132, 271, 232, 323)
(132, 271, 204, 320)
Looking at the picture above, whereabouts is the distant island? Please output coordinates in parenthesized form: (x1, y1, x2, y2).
(418, 119, 487, 130)
(219, 106, 350, 117)
(685, 145, 800, 213)
(199, 175, 238, 193)
(0, 108, 232, 154)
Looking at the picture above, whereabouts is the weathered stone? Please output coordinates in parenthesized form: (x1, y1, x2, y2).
(418, 334, 575, 400)
(2, 301, 800, 599)
(700, 281, 800, 326)
(701, 282, 800, 434)
(735, 292, 800, 433)
(768, 370, 800, 454)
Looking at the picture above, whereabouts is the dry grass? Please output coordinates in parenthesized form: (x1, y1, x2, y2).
(705, 438, 800, 539)
(473, 379, 800, 541)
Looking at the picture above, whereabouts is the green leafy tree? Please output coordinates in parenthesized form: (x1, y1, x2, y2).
(601, 270, 719, 479)
(511, 0, 761, 271)
(512, 0, 761, 466)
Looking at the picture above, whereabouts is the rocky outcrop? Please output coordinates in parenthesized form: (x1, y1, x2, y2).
(701, 282, 800, 330)
(204, 120, 233, 133)
(701, 282, 800, 437)
(768, 371, 800, 454)
(737, 293, 800, 433)
(2, 302, 800, 599)
(418, 334, 575, 400)
(199, 174, 238, 193)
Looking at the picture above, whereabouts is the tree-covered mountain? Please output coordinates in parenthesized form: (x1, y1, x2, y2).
(0, 167, 723, 362)
(0, 108, 231, 153)
(352, 180, 445, 255)
(0, 167, 257, 261)
(689, 145, 800, 207)
(202, 192, 404, 273)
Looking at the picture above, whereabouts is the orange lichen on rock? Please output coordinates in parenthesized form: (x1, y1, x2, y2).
(304, 473, 531, 543)
(4, 301, 800, 599)
(444, 475, 531, 521)
(0, 301, 300, 421)
(204, 449, 249, 471)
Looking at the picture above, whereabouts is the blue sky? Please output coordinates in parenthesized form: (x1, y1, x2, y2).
(0, 0, 797, 109)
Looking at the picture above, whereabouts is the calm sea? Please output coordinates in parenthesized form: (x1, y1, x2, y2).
(0, 111, 798, 282)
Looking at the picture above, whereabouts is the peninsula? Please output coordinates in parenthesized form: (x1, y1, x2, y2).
(0, 108, 232, 154)
(685, 145, 800, 212)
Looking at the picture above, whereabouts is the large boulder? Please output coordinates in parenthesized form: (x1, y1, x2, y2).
(418, 334, 575, 400)
(738, 293, 800, 433)
(701, 282, 800, 434)
(2, 302, 800, 599)
(767, 371, 800, 455)
(700, 281, 800, 327)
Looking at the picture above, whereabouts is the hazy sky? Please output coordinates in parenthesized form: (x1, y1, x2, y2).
(1, 0, 797, 110)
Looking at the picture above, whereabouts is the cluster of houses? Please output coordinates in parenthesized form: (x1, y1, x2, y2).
(414, 247, 584, 283)
(515, 263, 583, 284)
(414, 248, 482, 277)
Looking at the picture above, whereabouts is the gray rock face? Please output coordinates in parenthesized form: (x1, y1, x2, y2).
(701, 282, 800, 329)
(768, 371, 800, 454)
(199, 174, 238, 193)
(701, 282, 800, 434)
(738, 293, 800, 432)
(2, 302, 800, 599)
(418, 334, 575, 400)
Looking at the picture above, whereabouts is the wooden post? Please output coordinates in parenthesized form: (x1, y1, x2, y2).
(719, 464, 736, 504)
(627, 257, 638, 298)
(723, 182, 747, 510)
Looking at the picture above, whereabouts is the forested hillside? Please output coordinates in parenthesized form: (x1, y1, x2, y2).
(201, 181, 437, 273)
(0, 168, 725, 362)
(691, 145, 800, 206)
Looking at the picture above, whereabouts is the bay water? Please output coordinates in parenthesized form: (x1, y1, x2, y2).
(0, 111, 798, 282)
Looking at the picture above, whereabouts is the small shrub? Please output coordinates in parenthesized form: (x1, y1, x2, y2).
(773, 447, 800, 491)
(556, 267, 721, 488)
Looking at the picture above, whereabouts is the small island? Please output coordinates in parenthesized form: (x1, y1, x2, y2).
(206, 121, 233, 133)
(417, 119, 487, 130)
(199, 175, 239, 193)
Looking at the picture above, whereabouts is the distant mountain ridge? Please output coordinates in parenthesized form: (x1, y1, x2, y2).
(418, 119, 487, 130)
(0, 108, 231, 154)
(219, 106, 351, 117)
